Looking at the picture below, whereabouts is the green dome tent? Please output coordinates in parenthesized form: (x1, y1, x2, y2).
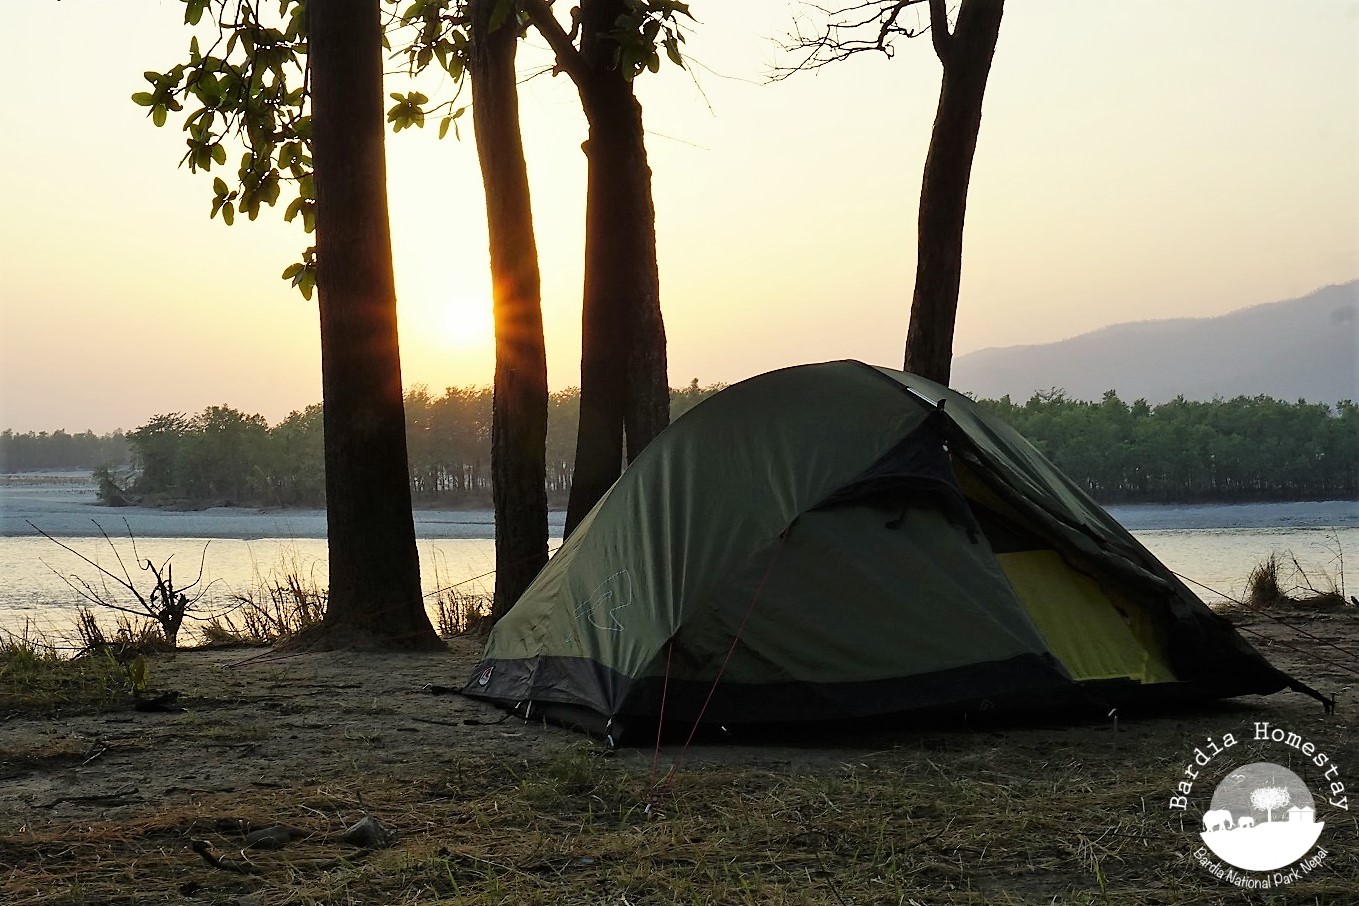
(463, 361, 1323, 742)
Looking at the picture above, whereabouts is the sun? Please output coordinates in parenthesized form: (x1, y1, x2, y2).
(437, 297, 495, 349)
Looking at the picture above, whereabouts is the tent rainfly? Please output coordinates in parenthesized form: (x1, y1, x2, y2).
(463, 361, 1326, 743)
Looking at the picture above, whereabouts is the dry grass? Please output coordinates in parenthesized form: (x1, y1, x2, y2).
(1, 738, 1354, 905)
(426, 549, 496, 637)
(203, 550, 328, 646)
(1246, 550, 1352, 612)
(433, 589, 494, 638)
(72, 606, 171, 659)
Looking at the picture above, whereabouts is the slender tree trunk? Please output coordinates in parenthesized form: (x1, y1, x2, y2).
(563, 0, 669, 535)
(306, 0, 442, 649)
(903, 0, 1004, 385)
(469, 0, 550, 620)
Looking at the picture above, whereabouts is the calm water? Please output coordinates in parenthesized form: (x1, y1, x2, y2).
(2, 474, 1354, 644)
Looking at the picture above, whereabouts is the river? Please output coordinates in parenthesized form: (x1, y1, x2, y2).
(2, 473, 1355, 644)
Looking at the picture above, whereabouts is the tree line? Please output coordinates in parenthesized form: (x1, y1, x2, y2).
(977, 391, 1358, 503)
(94, 380, 715, 508)
(23, 387, 1341, 506)
(0, 430, 129, 473)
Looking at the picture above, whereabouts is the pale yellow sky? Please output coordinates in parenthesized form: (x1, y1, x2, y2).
(2, 1, 1357, 433)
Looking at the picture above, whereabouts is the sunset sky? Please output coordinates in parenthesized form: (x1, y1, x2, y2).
(2, 1, 1357, 434)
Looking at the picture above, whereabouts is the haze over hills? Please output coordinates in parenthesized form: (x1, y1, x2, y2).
(952, 282, 1359, 405)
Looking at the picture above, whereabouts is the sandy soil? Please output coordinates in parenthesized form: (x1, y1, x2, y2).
(1, 611, 1356, 904)
(0, 638, 569, 818)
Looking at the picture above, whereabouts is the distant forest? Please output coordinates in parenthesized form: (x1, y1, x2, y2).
(0, 429, 128, 473)
(4, 386, 1355, 505)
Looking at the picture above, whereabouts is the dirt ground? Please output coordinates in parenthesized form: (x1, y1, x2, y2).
(1, 608, 1356, 905)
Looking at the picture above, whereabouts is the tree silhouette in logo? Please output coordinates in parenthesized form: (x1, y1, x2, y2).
(1250, 784, 1291, 823)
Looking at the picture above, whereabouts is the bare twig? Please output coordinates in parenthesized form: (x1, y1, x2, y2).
(773, 0, 932, 81)
(30, 519, 220, 646)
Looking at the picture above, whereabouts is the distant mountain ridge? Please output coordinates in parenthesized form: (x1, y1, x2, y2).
(952, 282, 1358, 404)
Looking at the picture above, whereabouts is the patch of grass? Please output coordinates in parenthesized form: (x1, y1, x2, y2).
(208, 548, 327, 645)
(72, 606, 171, 659)
(1246, 552, 1286, 608)
(433, 589, 494, 638)
(1246, 548, 1352, 612)
(427, 552, 495, 638)
(0, 739, 1355, 904)
(0, 623, 135, 716)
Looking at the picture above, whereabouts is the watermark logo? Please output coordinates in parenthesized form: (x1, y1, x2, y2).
(1170, 722, 1345, 889)
(1200, 762, 1323, 871)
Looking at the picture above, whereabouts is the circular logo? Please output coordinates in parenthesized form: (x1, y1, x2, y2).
(1169, 724, 1342, 889)
(1199, 762, 1325, 872)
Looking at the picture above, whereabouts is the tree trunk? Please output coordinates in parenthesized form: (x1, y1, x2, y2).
(563, 0, 669, 536)
(903, 0, 1004, 385)
(469, 0, 550, 621)
(305, 0, 442, 650)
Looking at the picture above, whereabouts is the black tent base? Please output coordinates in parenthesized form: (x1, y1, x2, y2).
(474, 677, 1327, 748)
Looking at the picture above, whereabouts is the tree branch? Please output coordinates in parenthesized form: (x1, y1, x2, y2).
(773, 0, 929, 80)
(927, 0, 951, 64)
(521, 0, 590, 86)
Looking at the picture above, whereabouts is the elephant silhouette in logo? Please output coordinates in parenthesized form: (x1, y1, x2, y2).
(1236, 816, 1255, 830)
(1203, 809, 1234, 832)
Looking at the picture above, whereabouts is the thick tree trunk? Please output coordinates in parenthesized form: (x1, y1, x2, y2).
(903, 0, 1004, 385)
(306, 0, 442, 650)
(469, 0, 550, 621)
(563, 0, 669, 535)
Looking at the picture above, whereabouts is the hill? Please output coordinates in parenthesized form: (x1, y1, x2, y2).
(953, 282, 1358, 404)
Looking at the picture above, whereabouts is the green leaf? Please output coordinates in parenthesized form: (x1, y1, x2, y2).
(489, 0, 514, 31)
(152, 105, 168, 127)
(211, 144, 227, 166)
(438, 115, 452, 139)
(664, 36, 684, 68)
(222, 204, 235, 226)
(213, 176, 229, 196)
(127, 655, 149, 692)
(281, 262, 304, 280)
(131, 92, 155, 107)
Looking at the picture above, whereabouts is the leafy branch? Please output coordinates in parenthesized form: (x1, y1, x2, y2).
(135, 0, 694, 298)
(135, 0, 316, 296)
(609, 0, 693, 80)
